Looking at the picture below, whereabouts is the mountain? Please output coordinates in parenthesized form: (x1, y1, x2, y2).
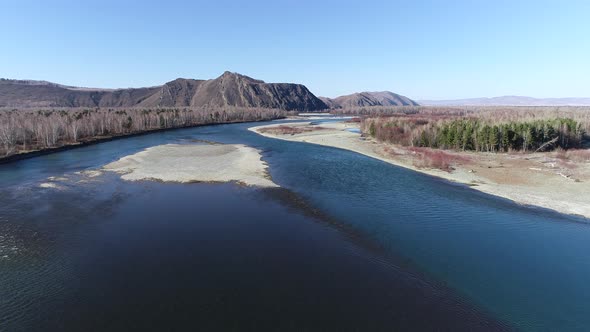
(0, 78, 159, 108)
(318, 96, 341, 109)
(321, 91, 418, 109)
(419, 96, 590, 106)
(0, 72, 328, 111)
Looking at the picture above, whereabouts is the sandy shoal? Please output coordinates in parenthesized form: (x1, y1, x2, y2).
(103, 143, 277, 188)
(250, 121, 590, 219)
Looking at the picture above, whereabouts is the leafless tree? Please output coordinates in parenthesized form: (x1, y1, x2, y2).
(0, 107, 285, 157)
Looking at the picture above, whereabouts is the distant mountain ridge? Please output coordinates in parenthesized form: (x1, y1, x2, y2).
(0, 72, 328, 111)
(321, 91, 419, 109)
(0, 78, 119, 91)
(419, 96, 590, 106)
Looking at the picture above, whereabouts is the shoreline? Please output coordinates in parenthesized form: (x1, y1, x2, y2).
(249, 121, 590, 220)
(0, 117, 284, 165)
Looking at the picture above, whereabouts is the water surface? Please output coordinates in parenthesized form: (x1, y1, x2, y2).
(1, 120, 589, 331)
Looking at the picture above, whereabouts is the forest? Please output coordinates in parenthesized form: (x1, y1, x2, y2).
(358, 107, 589, 152)
(0, 107, 285, 158)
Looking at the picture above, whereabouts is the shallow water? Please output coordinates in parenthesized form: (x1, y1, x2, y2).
(1, 120, 589, 331)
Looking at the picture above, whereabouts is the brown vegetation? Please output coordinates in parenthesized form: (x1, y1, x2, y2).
(332, 105, 590, 126)
(257, 125, 326, 136)
(407, 147, 471, 172)
(0, 107, 285, 158)
(555, 148, 590, 163)
(345, 117, 362, 123)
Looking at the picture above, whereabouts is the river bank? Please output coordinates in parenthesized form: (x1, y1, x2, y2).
(250, 121, 590, 219)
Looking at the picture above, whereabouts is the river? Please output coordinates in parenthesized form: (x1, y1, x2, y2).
(1, 119, 589, 331)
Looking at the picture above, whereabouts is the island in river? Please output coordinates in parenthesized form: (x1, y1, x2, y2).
(103, 143, 277, 187)
(250, 120, 590, 219)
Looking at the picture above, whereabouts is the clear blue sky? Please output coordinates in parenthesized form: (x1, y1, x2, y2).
(1, 0, 589, 99)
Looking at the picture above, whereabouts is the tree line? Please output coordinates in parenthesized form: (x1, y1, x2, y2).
(0, 107, 285, 157)
(418, 118, 583, 152)
(361, 110, 588, 153)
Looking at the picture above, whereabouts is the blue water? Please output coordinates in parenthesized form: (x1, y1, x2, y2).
(345, 128, 361, 133)
(1, 120, 589, 331)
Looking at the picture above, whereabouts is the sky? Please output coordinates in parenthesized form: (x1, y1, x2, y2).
(1, 0, 589, 99)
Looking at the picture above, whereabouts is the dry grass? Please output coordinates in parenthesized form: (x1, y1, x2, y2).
(345, 117, 362, 123)
(257, 125, 326, 136)
(408, 147, 471, 172)
(555, 148, 590, 163)
(381, 146, 403, 157)
(333, 105, 590, 126)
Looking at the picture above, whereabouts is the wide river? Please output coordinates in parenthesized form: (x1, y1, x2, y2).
(1, 119, 589, 331)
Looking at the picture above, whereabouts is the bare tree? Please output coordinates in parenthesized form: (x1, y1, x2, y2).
(0, 107, 285, 158)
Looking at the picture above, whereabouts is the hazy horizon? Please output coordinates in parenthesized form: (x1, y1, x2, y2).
(2, 0, 589, 99)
